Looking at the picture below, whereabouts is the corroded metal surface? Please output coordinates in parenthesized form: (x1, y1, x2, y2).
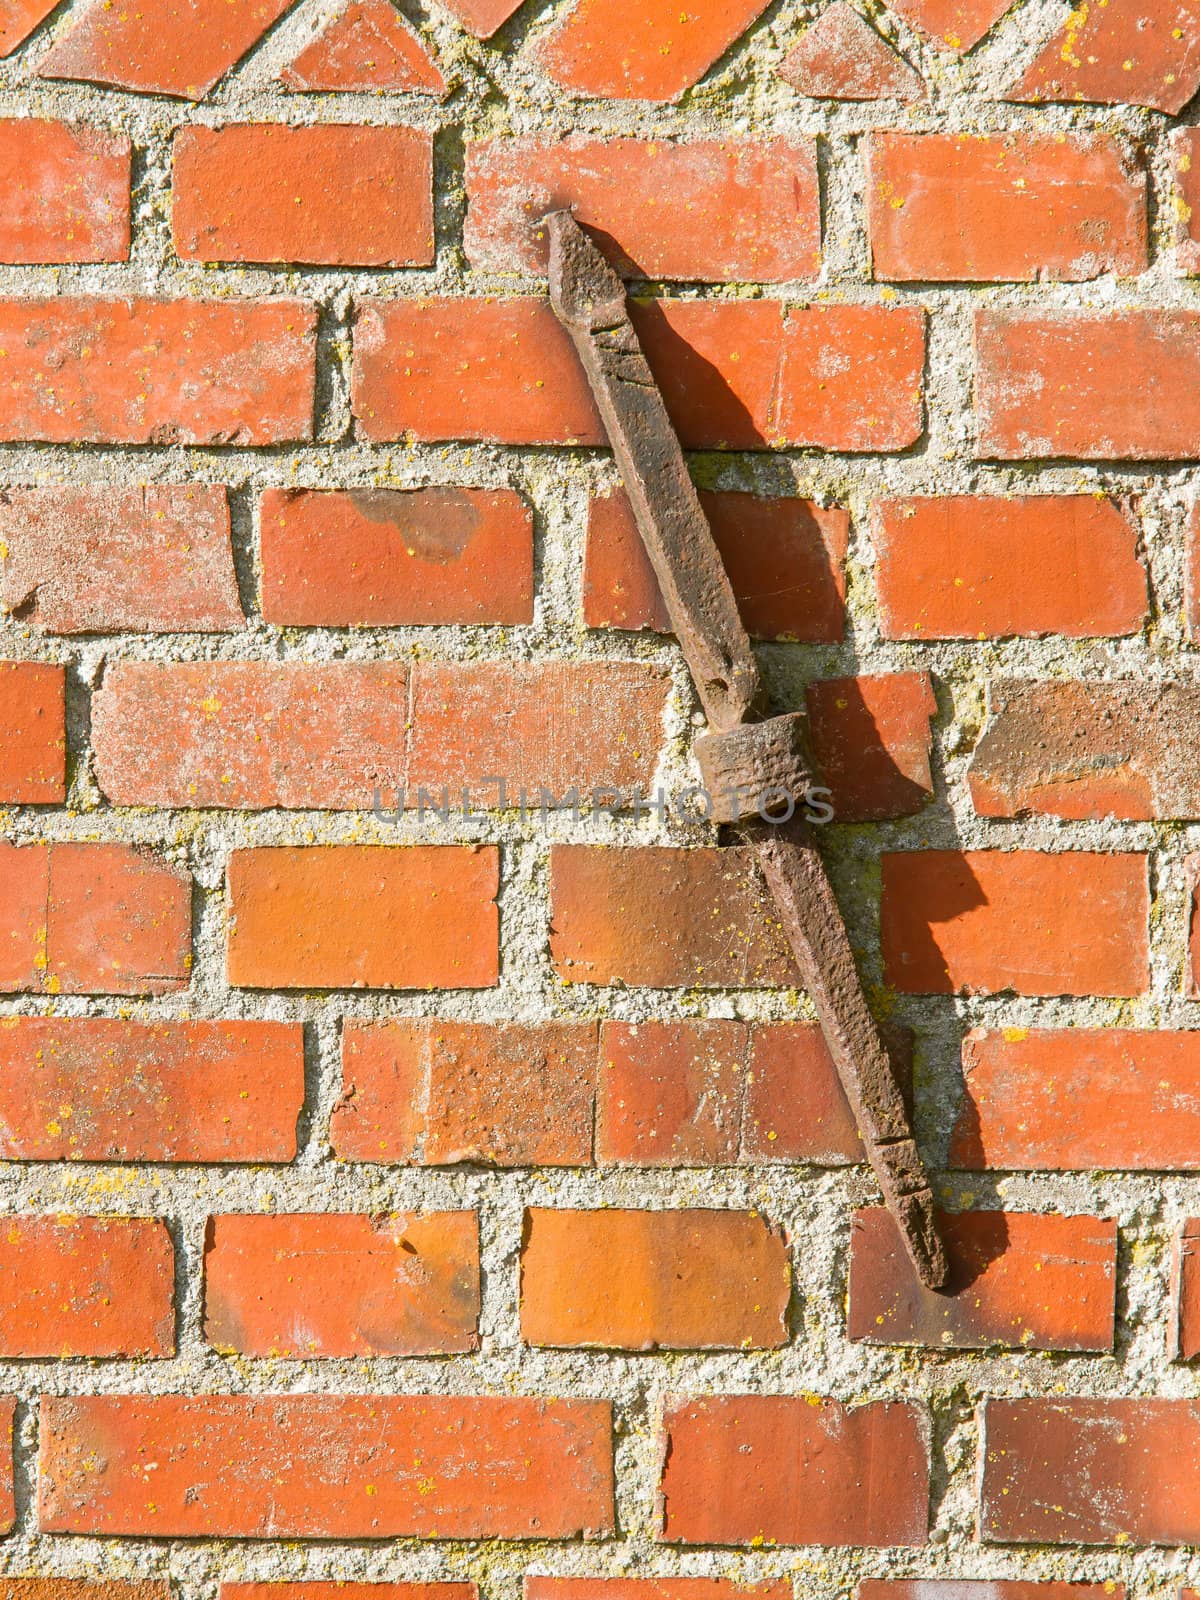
(546, 208, 948, 1289)
(695, 711, 815, 824)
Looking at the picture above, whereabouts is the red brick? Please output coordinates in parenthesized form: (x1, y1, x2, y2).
(1174, 130, 1200, 275)
(778, 4, 923, 101)
(867, 133, 1145, 283)
(0, 1398, 12, 1533)
(408, 661, 668, 803)
(860, 1585, 1120, 1600)
(982, 1399, 1200, 1544)
(970, 681, 1200, 821)
(740, 1021, 881, 1164)
(1191, 503, 1200, 641)
(550, 846, 799, 988)
(260, 487, 532, 626)
(1, 0, 57, 56)
(280, 0, 447, 94)
(226, 1589, 473, 1600)
(0, 1017, 303, 1163)
(849, 1208, 1116, 1352)
(0, 120, 130, 264)
(521, 1208, 790, 1349)
(0, 298, 315, 445)
(583, 490, 847, 641)
(806, 671, 935, 822)
(660, 1396, 929, 1545)
(535, 0, 770, 100)
(529, 1584, 789, 1600)
(203, 1212, 479, 1358)
(1173, 1220, 1200, 1360)
(174, 125, 433, 268)
(0, 663, 64, 803)
(0, 1588, 169, 1600)
(38, 1394, 614, 1538)
(0, 842, 190, 996)
(0, 1215, 173, 1358)
(352, 297, 925, 451)
(875, 496, 1147, 639)
(93, 662, 408, 810)
(464, 137, 820, 283)
(951, 1027, 1200, 1172)
(882, 851, 1149, 997)
(597, 1019, 746, 1166)
(1010, 0, 1200, 114)
(39, 0, 298, 98)
(976, 312, 1200, 461)
(0, 486, 242, 634)
(439, 0, 522, 37)
(886, 0, 1010, 47)
(227, 846, 498, 990)
(334, 1020, 597, 1166)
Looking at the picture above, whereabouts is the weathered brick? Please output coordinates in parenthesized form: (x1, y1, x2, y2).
(982, 1399, 1200, 1544)
(227, 846, 499, 990)
(886, 0, 1011, 48)
(660, 1396, 929, 1545)
(976, 312, 1200, 461)
(597, 1020, 746, 1166)
(174, 125, 434, 267)
(93, 662, 409, 810)
(226, 1588, 473, 1600)
(0, 1400, 14, 1533)
(203, 1212, 480, 1357)
(529, 1583, 789, 1600)
(0, 1215, 174, 1358)
(0, 298, 316, 445)
(0, 486, 241, 634)
(951, 1027, 1200, 1171)
(259, 487, 533, 626)
(0, 842, 190, 996)
(740, 1021, 892, 1164)
(39, 0, 298, 98)
(970, 681, 1200, 821)
(0, 1017, 303, 1163)
(807, 671, 935, 822)
(38, 1395, 614, 1538)
(439, 0, 522, 37)
(1174, 129, 1200, 275)
(334, 1020, 598, 1166)
(849, 1208, 1117, 1351)
(550, 846, 799, 988)
(583, 490, 847, 641)
(535, 0, 771, 100)
(0, 120, 130, 263)
(867, 132, 1146, 283)
(0, 1586, 169, 1600)
(778, 4, 923, 101)
(280, 0, 447, 94)
(1, 0, 57, 56)
(881, 850, 1149, 997)
(1010, 0, 1200, 114)
(408, 661, 668, 804)
(860, 1585, 1120, 1600)
(464, 137, 820, 282)
(0, 662, 64, 803)
(352, 298, 925, 451)
(1173, 1220, 1200, 1360)
(520, 1208, 790, 1349)
(875, 496, 1147, 639)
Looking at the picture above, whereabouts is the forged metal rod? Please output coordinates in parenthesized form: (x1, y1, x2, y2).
(545, 208, 949, 1290)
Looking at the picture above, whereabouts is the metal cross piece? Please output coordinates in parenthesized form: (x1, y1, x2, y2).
(545, 209, 949, 1290)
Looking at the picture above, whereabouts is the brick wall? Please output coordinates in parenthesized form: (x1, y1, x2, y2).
(0, 0, 1198, 1595)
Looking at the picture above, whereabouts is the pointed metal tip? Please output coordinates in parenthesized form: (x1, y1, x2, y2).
(541, 207, 626, 332)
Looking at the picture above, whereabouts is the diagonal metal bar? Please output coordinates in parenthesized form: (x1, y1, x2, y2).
(545, 208, 949, 1289)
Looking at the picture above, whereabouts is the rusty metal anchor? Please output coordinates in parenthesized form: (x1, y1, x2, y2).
(544, 209, 949, 1289)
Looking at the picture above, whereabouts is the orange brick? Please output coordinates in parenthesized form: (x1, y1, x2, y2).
(520, 1207, 790, 1349)
(334, 1020, 598, 1167)
(806, 671, 935, 822)
(464, 137, 820, 282)
(0, 120, 130, 263)
(174, 125, 433, 267)
(886, 0, 1010, 47)
(280, 0, 448, 93)
(1, 0, 57, 55)
(0, 1216, 174, 1357)
(1010, 0, 1200, 114)
(259, 487, 533, 626)
(0, 663, 64, 803)
(227, 846, 499, 990)
(203, 1212, 480, 1357)
(38, 1395, 614, 1538)
(882, 850, 1149, 997)
(778, 5, 923, 101)
(0, 1398, 12, 1533)
(596, 1019, 747, 1166)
